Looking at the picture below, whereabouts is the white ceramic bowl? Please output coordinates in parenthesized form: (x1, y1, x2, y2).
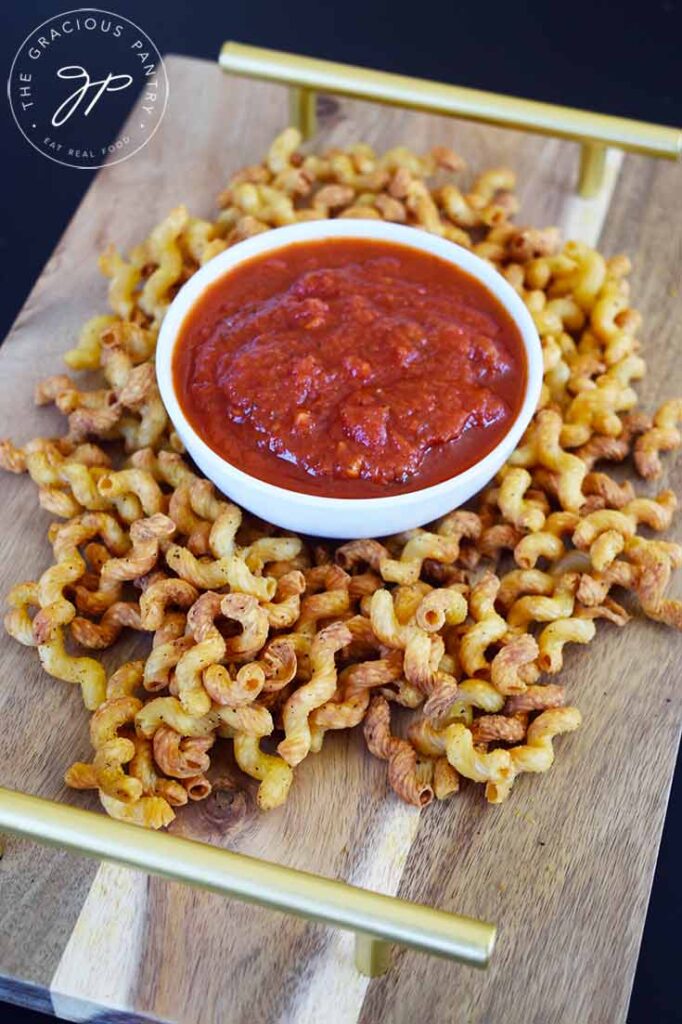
(156, 220, 542, 539)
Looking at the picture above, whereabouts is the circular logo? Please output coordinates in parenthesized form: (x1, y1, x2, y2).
(7, 8, 169, 170)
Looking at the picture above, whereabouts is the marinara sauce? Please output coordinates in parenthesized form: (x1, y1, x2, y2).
(173, 238, 527, 498)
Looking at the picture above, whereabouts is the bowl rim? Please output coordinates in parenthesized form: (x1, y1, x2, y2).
(156, 219, 543, 510)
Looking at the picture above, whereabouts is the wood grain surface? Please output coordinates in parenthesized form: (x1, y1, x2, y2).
(0, 55, 679, 1024)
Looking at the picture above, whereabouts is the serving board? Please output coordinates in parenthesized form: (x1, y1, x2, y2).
(0, 55, 680, 1024)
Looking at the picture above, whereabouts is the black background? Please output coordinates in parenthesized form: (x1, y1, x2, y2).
(0, 2, 680, 1021)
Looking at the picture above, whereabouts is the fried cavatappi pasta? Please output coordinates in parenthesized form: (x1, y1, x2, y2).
(2, 128, 681, 826)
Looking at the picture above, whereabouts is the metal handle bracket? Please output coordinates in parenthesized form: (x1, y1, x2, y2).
(0, 787, 495, 976)
(219, 42, 681, 198)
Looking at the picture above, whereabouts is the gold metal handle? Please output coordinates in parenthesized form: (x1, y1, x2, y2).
(219, 42, 681, 198)
(0, 787, 495, 976)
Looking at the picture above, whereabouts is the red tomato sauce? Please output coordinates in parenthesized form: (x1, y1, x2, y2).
(173, 238, 527, 498)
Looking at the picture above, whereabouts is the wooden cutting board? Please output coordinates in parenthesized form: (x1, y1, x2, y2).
(0, 55, 679, 1024)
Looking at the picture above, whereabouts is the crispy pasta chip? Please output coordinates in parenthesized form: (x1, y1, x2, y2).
(2, 128, 681, 825)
